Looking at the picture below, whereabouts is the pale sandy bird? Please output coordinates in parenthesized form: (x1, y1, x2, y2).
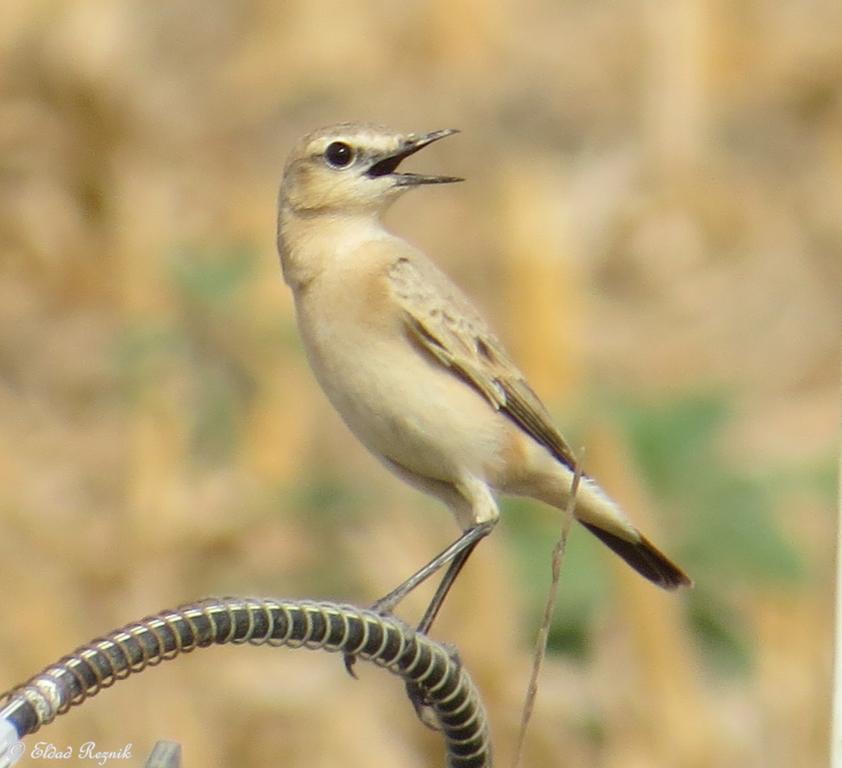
(277, 123, 691, 633)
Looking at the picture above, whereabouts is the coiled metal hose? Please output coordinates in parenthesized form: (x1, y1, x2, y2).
(0, 597, 491, 767)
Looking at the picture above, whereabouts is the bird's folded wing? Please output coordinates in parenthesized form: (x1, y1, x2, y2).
(389, 256, 577, 472)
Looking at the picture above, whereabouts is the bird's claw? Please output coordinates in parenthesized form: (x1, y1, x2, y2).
(406, 682, 441, 731)
(342, 651, 359, 678)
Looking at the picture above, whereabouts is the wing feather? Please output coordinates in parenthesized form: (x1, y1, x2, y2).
(389, 256, 577, 471)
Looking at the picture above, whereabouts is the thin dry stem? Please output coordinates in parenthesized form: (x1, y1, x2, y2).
(831, 360, 842, 768)
(511, 456, 583, 768)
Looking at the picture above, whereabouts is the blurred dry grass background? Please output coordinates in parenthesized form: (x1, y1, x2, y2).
(0, 0, 839, 766)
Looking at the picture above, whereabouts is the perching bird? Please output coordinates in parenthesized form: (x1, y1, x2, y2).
(277, 123, 690, 633)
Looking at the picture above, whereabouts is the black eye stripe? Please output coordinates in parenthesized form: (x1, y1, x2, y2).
(325, 141, 354, 169)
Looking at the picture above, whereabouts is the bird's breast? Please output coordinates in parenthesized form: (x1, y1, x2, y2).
(293, 272, 505, 483)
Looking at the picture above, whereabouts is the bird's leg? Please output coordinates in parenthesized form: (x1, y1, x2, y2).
(343, 521, 494, 678)
(415, 533, 485, 634)
(372, 521, 494, 616)
(403, 537, 486, 724)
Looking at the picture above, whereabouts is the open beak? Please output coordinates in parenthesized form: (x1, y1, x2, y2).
(367, 128, 464, 186)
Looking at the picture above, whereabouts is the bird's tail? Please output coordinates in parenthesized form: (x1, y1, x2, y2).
(571, 477, 691, 590)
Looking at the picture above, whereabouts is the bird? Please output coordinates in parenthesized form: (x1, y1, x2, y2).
(276, 122, 691, 634)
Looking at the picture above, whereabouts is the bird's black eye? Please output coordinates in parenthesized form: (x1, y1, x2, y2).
(324, 141, 354, 169)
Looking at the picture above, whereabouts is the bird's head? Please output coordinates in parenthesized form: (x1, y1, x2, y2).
(279, 123, 462, 215)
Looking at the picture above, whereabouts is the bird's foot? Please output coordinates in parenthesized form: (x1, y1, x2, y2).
(405, 639, 462, 730)
(342, 600, 413, 679)
(406, 681, 440, 730)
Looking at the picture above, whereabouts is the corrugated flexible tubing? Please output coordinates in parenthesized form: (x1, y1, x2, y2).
(0, 597, 491, 768)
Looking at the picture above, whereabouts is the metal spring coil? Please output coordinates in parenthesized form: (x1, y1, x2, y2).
(0, 597, 491, 768)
